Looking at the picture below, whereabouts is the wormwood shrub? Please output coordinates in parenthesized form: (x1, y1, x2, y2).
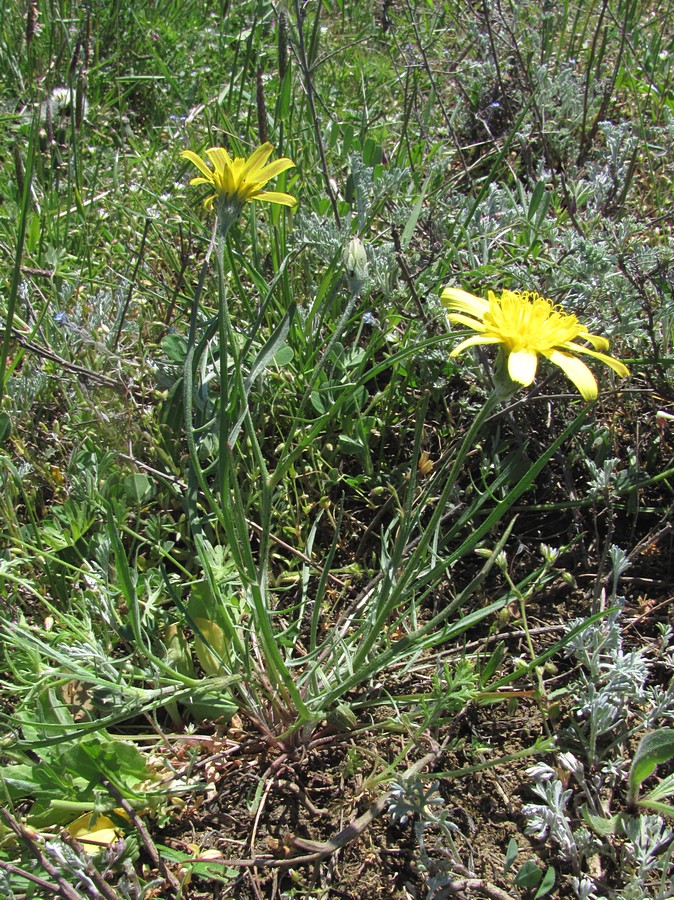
(522, 607, 674, 899)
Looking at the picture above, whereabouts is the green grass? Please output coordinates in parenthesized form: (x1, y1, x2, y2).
(1, 0, 673, 896)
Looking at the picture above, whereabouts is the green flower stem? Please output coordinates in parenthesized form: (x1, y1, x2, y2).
(181, 219, 247, 671)
(204, 230, 309, 720)
(518, 594, 537, 662)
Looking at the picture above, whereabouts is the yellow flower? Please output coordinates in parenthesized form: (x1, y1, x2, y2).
(441, 287, 629, 401)
(180, 142, 297, 213)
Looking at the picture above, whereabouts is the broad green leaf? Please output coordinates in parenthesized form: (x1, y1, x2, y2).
(193, 617, 227, 676)
(363, 137, 383, 166)
(161, 332, 188, 363)
(582, 806, 623, 836)
(183, 692, 237, 724)
(124, 473, 155, 504)
(514, 859, 542, 889)
(163, 623, 195, 678)
(628, 729, 674, 802)
(272, 344, 294, 366)
(0, 763, 43, 799)
(63, 738, 153, 792)
(337, 434, 367, 459)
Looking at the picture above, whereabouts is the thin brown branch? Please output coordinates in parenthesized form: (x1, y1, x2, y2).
(0, 857, 64, 896)
(0, 809, 85, 900)
(59, 830, 122, 900)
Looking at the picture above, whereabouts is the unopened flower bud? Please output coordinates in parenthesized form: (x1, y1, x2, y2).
(343, 237, 368, 292)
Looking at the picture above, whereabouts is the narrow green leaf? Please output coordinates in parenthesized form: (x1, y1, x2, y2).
(401, 171, 432, 249)
(534, 867, 556, 898)
(641, 771, 674, 804)
(0, 411, 11, 443)
(638, 799, 674, 818)
(1, 120, 37, 400)
(481, 642, 506, 686)
(528, 180, 546, 220)
(504, 837, 519, 874)
(227, 303, 295, 446)
(277, 71, 291, 120)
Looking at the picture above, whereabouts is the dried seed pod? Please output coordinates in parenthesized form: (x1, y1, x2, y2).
(13, 143, 24, 199)
(26, 0, 39, 48)
(256, 64, 268, 145)
(75, 74, 86, 129)
(278, 9, 289, 81)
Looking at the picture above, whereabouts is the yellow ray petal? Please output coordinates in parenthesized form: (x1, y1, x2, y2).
(576, 331, 610, 351)
(508, 349, 538, 386)
(253, 190, 298, 207)
(180, 150, 215, 180)
(240, 142, 274, 177)
(252, 157, 296, 183)
(565, 343, 630, 378)
(447, 313, 488, 331)
(441, 288, 490, 317)
(545, 349, 598, 400)
(206, 147, 234, 172)
(450, 334, 502, 356)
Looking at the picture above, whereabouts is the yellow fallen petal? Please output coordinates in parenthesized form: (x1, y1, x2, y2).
(67, 810, 128, 854)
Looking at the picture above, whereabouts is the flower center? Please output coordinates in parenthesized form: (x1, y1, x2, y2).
(484, 290, 583, 352)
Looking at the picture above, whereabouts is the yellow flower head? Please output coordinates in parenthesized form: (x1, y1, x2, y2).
(441, 287, 629, 401)
(180, 142, 297, 214)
